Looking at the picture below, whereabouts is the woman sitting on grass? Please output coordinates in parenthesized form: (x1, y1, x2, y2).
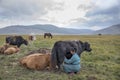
(63, 47, 80, 74)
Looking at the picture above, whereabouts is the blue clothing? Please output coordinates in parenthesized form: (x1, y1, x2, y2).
(63, 53, 80, 73)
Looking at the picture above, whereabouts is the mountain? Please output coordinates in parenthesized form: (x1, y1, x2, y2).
(0, 24, 93, 35)
(94, 24, 120, 34)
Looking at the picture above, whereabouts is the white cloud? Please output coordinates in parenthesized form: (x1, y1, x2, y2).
(40, 0, 93, 27)
(92, 0, 119, 10)
(90, 26, 103, 30)
(0, 0, 119, 30)
(0, 0, 59, 27)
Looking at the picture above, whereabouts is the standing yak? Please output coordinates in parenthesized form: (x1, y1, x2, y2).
(6, 36, 28, 47)
(44, 33, 53, 39)
(51, 40, 92, 69)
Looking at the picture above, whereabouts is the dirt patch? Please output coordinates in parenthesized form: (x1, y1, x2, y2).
(27, 48, 51, 55)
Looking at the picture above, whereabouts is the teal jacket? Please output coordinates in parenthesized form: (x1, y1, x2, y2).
(63, 53, 80, 73)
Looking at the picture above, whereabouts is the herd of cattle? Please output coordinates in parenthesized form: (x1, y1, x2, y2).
(0, 35, 92, 70)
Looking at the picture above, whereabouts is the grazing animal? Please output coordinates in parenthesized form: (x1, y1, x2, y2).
(28, 35, 36, 41)
(51, 40, 92, 69)
(98, 33, 102, 36)
(44, 33, 53, 39)
(6, 36, 28, 47)
(20, 53, 51, 70)
(4, 46, 20, 55)
(28, 35, 34, 41)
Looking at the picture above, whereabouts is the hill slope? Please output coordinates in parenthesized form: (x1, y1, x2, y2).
(94, 24, 120, 34)
(0, 24, 93, 35)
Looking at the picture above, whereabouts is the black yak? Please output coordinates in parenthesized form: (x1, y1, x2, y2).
(6, 36, 28, 47)
(51, 40, 92, 69)
(44, 33, 53, 39)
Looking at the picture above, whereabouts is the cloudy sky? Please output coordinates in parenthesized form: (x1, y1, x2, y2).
(0, 0, 120, 30)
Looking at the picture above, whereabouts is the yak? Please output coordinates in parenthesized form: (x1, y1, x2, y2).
(44, 33, 53, 39)
(0, 44, 10, 54)
(20, 53, 51, 70)
(51, 40, 92, 69)
(4, 46, 20, 55)
(6, 36, 28, 48)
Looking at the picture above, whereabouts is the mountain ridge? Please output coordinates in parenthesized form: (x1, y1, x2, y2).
(94, 24, 120, 34)
(0, 24, 93, 35)
(0, 24, 120, 35)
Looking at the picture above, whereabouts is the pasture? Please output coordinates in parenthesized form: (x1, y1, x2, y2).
(0, 35, 120, 80)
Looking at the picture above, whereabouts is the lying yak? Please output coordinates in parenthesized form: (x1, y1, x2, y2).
(4, 46, 20, 55)
(51, 40, 92, 69)
(6, 36, 28, 47)
(0, 44, 10, 54)
(20, 53, 51, 70)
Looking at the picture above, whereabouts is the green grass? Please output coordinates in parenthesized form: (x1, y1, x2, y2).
(0, 35, 120, 80)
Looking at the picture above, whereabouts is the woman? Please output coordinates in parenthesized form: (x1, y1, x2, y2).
(63, 47, 80, 74)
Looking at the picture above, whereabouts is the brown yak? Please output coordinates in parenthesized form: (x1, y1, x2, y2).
(0, 44, 10, 54)
(19, 53, 51, 70)
(4, 46, 20, 55)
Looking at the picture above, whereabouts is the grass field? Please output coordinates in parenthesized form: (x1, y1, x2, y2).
(0, 35, 120, 80)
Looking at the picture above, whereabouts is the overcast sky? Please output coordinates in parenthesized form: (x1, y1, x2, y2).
(0, 0, 120, 30)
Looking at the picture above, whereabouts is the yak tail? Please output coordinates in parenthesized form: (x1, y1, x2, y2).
(50, 45, 58, 69)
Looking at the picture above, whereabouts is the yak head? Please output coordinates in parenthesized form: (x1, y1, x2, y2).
(83, 42, 92, 52)
(23, 39, 28, 45)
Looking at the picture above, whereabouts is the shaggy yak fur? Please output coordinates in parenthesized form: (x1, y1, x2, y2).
(44, 33, 53, 39)
(19, 53, 51, 70)
(51, 40, 92, 69)
(6, 36, 28, 47)
(4, 46, 20, 55)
